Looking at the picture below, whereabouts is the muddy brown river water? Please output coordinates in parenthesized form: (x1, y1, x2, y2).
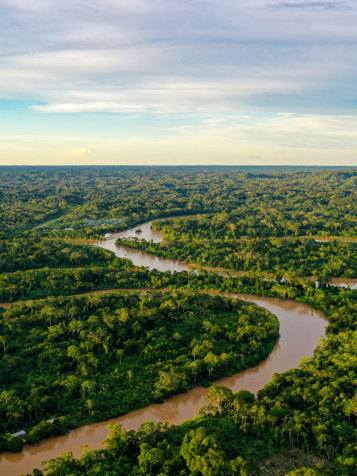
(0, 220, 329, 475)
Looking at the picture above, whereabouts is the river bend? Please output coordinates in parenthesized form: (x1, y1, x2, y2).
(0, 220, 328, 475)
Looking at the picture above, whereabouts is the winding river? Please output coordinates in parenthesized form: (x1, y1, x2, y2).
(0, 220, 329, 476)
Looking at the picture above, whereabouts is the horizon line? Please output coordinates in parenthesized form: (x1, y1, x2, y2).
(0, 164, 356, 168)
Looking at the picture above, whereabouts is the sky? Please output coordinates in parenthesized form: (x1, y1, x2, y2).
(0, 0, 356, 166)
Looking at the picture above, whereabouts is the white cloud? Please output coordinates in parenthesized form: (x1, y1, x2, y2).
(169, 112, 357, 151)
(29, 77, 307, 114)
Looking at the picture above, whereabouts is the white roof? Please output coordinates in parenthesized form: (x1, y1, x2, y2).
(11, 430, 26, 437)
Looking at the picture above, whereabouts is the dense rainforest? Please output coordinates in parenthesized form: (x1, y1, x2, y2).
(1, 166, 357, 237)
(0, 238, 125, 273)
(118, 221, 357, 280)
(0, 291, 278, 450)
(0, 166, 355, 475)
(22, 276, 356, 476)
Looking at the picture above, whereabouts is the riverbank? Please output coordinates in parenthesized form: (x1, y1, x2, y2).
(0, 218, 332, 475)
(0, 290, 327, 476)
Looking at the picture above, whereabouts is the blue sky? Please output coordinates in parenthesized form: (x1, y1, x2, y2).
(0, 0, 356, 165)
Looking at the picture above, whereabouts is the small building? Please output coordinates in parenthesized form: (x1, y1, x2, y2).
(11, 430, 26, 438)
(46, 416, 64, 423)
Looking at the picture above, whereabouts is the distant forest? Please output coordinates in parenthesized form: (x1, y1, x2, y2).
(1, 166, 357, 236)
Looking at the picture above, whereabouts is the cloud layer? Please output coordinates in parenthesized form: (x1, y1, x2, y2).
(1, 0, 356, 113)
(0, 0, 356, 164)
